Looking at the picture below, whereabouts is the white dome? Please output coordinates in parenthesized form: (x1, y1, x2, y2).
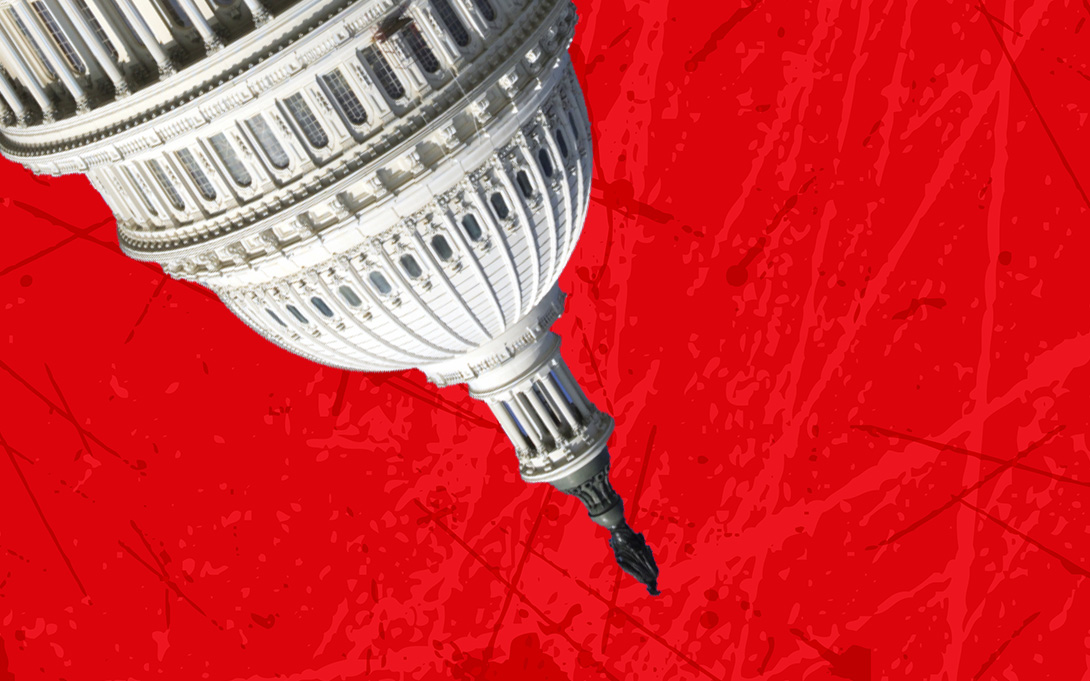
(0, 0, 659, 593)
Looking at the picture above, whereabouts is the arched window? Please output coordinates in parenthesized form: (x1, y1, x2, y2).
(472, 0, 496, 22)
(338, 285, 362, 307)
(431, 234, 453, 261)
(554, 129, 569, 158)
(537, 148, 554, 177)
(401, 25, 440, 74)
(490, 192, 509, 220)
(209, 133, 252, 187)
(31, 1, 85, 74)
(429, 0, 470, 47)
(400, 254, 423, 278)
(369, 271, 393, 295)
(284, 93, 328, 149)
(177, 149, 217, 200)
(322, 70, 367, 125)
(310, 296, 334, 317)
(461, 214, 483, 241)
(361, 47, 405, 100)
(148, 160, 184, 210)
(247, 115, 290, 169)
(516, 170, 534, 199)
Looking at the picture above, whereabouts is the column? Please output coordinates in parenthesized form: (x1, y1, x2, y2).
(12, 1, 90, 113)
(0, 24, 54, 121)
(54, 0, 129, 96)
(174, 0, 222, 52)
(240, 0, 270, 26)
(113, 0, 174, 77)
(0, 70, 29, 124)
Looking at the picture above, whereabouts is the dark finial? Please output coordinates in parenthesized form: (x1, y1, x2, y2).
(552, 449, 661, 595)
(609, 522, 660, 595)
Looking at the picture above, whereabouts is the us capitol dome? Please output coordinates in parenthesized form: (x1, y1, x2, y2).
(0, 0, 659, 593)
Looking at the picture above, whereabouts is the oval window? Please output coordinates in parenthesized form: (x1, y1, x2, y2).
(338, 285, 362, 307)
(537, 148, 554, 178)
(266, 308, 286, 326)
(400, 254, 423, 278)
(516, 170, 534, 199)
(286, 304, 308, 324)
(490, 192, 510, 220)
(369, 271, 393, 295)
(462, 214, 483, 241)
(555, 130, 569, 158)
(310, 296, 334, 317)
(431, 235, 454, 261)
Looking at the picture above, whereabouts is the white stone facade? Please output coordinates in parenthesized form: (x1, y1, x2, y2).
(0, 0, 659, 592)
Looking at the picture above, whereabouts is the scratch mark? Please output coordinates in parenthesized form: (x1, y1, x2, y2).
(978, 3, 1090, 209)
(124, 275, 169, 344)
(854, 424, 1089, 488)
(1, 431, 88, 597)
(685, 1, 763, 72)
(481, 487, 553, 671)
(413, 500, 624, 681)
(43, 364, 93, 462)
(972, 611, 1040, 680)
(957, 498, 1090, 578)
(865, 425, 1065, 549)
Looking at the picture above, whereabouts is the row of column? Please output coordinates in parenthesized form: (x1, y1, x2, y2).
(0, 0, 270, 125)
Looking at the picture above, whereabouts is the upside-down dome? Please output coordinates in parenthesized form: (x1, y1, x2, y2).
(0, 0, 659, 593)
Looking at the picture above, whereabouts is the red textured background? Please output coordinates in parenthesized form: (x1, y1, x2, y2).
(3, 0, 1090, 678)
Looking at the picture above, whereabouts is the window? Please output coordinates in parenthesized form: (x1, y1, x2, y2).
(490, 192, 509, 219)
(286, 304, 308, 324)
(247, 115, 290, 169)
(555, 129, 569, 158)
(74, 0, 118, 61)
(177, 149, 216, 200)
(431, 234, 453, 261)
(338, 285, 362, 307)
(148, 160, 184, 210)
(284, 93, 328, 149)
(310, 296, 334, 317)
(568, 112, 580, 141)
(267, 308, 286, 326)
(400, 25, 440, 74)
(322, 70, 367, 125)
(516, 170, 534, 198)
(537, 148, 554, 177)
(429, 0, 469, 47)
(31, 1, 85, 74)
(472, 0, 496, 22)
(10, 10, 56, 77)
(369, 271, 392, 295)
(121, 166, 158, 216)
(209, 133, 252, 187)
(361, 48, 405, 100)
(400, 254, 422, 278)
(461, 214, 482, 241)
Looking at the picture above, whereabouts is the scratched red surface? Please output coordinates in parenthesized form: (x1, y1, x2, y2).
(3, 0, 1090, 679)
